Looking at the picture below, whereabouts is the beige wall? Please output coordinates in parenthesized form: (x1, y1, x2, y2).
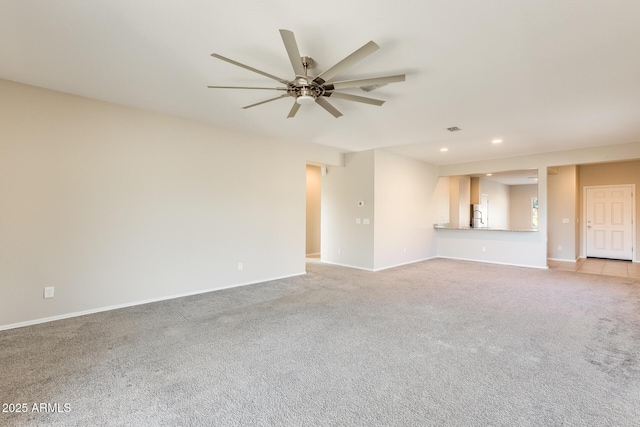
(433, 177, 451, 225)
(305, 165, 321, 256)
(374, 150, 439, 270)
(510, 184, 538, 230)
(547, 166, 579, 260)
(0, 79, 343, 329)
(479, 178, 509, 229)
(321, 149, 439, 271)
(578, 160, 640, 261)
(322, 150, 376, 269)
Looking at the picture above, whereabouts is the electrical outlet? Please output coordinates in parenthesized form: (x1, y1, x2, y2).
(43, 287, 55, 299)
(338, 248, 342, 255)
(403, 248, 407, 254)
(237, 262, 243, 271)
(481, 247, 487, 252)
(557, 245, 562, 251)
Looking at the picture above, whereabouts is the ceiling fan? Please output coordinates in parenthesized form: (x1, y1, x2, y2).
(207, 29, 405, 118)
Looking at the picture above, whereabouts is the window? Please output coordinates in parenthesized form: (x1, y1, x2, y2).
(531, 197, 539, 229)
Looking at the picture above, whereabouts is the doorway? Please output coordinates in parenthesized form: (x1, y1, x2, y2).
(584, 185, 635, 260)
(306, 165, 322, 258)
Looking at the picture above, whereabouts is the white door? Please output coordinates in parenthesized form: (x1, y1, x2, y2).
(585, 185, 634, 260)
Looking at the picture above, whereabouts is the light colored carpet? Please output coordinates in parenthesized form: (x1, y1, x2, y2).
(1, 258, 639, 426)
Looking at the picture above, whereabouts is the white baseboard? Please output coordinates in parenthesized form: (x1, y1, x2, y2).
(313, 256, 438, 272)
(435, 256, 549, 270)
(0, 271, 307, 331)
(318, 260, 375, 271)
(372, 256, 438, 272)
(305, 252, 320, 257)
(548, 257, 579, 263)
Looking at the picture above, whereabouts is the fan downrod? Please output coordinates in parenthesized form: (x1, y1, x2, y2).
(300, 56, 314, 70)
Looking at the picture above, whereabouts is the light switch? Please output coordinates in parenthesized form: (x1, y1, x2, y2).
(356, 218, 361, 224)
(562, 218, 570, 224)
(363, 218, 370, 225)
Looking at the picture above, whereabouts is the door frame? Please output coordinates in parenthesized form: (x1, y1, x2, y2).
(582, 184, 636, 261)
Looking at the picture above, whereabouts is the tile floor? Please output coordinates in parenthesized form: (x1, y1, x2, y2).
(548, 258, 640, 278)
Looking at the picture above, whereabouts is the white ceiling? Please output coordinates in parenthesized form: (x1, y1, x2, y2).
(471, 169, 538, 186)
(2, 1, 640, 165)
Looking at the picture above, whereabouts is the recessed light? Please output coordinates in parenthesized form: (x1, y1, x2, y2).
(492, 139, 503, 144)
(440, 148, 449, 152)
(486, 173, 493, 176)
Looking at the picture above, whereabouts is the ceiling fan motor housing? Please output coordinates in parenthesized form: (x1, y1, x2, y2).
(289, 75, 324, 103)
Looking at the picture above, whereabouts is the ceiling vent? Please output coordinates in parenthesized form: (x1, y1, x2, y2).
(446, 126, 462, 132)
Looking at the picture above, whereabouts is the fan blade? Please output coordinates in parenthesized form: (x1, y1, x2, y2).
(315, 97, 343, 118)
(324, 92, 385, 106)
(325, 74, 405, 90)
(211, 53, 290, 85)
(279, 30, 306, 77)
(242, 94, 289, 109)
(287, 101, 301, 118)
(207, 86, 287, 90)
(313, 41, 379, 85)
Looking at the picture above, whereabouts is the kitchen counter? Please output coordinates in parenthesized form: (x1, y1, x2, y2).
(433, 224, 538, 232)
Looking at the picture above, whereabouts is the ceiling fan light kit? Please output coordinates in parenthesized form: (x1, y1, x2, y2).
(296, 94, 316, 105)
(208, 29, 405, 118)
